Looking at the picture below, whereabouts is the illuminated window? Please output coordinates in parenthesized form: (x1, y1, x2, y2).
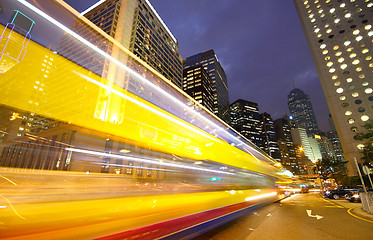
(322, 50, 328, 55)
(365, 25, 372, 30)
(326, 28, 332, 33)
(334, 81, 341, 86)
(309, 13, 314, 18)
(340, 64, 347, 69)
(369, 63, 373, 67)
(368, 31, 373, 37)
(329, 8, 335, 13)
(325, 56, 331, 61)
(345, 13, 351, 18)
(317, 33, 322, 38)
(335, 51, 342, 56)
(359, 74, 365, 79)
(340, 3, 345, 7)
(362, 49, 369, 54)
(311, 18, 316, 22)
(365, 88, 373, 94)
(344, 41, 351, 46)
(350, 53, 357, 58)
(345, 111, 352, 116)
(348, 118, 355, 124)
(353, 29, 360, 35)
(368, 3, 373, 8)
(356, 36, 363, 41)
(351, 127, 358, 132)
(361, 115, 369, 121)
(333, 45, 339, 50)
(356, 67, 362, 72)
(327, 62, 333, 67)
(352, 92, 359, 97)
(336, 88, 344, 93)
(347, 78, 353, 83)
(362, 81, 369, 86)
(332, 75, 338, 80)
(314, 28, 320, 33)
(366, 56, 372, 60)
(352, 59, 359, 65)
(357, 144, 364, 150)
(320, 13, 325, 18)
(338, 57, 344, 63)
(303, 1, 308, 4)
(347, 47, 354, 52)
(339, 95, 346, 100)
(329, 68, 336, 73)
(320, 44, 326, 49)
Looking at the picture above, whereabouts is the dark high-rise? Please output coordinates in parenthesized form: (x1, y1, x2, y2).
(184, 50, 229, 123)
(230, 99, 262, 148)
(260, 112, 280, 159)
(273, 116, 298, 174)
(183, 65, 214, 113)
(288, 88, 320, 135)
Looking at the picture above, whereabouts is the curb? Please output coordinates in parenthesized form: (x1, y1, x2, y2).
(348, 207, 373, 223)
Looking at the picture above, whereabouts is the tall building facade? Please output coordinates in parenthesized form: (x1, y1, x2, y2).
(60, 0, 183, 87)
(273, 116, 299, 174)
(260, 112, 280, 159)
(183, 65, 214, 113)
(230, 99, 263, 149)
(294, 0, 373, 175)
(184, 50, 230, 123)
(287, 88, 320, 135)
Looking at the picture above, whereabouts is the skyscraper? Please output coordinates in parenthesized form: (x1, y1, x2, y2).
(260, 112, 280, 159)
(183, 65, 214, 113)
(288, 88, 320, 135)
(294, 0, 373, 175)
(230, 99, 263, 149)
(60, 0, 183, 87)
(184, 50, 230, 123)
(273, 116, 299, 174)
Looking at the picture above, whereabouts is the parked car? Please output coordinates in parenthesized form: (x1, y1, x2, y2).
(345, 188, 373, 202)
(325, 186, 362, 200)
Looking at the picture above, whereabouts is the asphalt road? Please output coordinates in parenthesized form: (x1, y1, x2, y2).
(193, 193, 373, 240)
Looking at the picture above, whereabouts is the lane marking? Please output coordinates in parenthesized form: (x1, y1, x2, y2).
(347, 208, 373, 224)
(306, 210, 323, 220)
(318, 194, 345, 208)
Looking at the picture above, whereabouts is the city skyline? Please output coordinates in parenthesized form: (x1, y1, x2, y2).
(65, 0, 330, 131)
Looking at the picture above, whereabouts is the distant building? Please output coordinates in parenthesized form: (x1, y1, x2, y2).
(288, 88, 320, 135)
(273, 116, 299, 174)
(60, 0, 183, 87)
(293, 0, 373, 176)
(260, 112, 280, 159)
(184, 50, 230, 123)
(183, 65, 214, 113)
(230, 99, 262, 149)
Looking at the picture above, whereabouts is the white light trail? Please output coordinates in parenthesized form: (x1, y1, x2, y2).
(245, 192, 277, 201)
(78, 0, 106, 18)
(65, 147, 236, 175)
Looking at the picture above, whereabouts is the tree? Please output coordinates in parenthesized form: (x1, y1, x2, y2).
(355, 120, 373, 166)
(318, 156, 348, 185)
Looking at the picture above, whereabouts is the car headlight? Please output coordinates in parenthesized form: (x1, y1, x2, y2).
(353, 194, 359, 198)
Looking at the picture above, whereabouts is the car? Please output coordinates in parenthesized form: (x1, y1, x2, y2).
(325, 186, 362, 200)
(345, 188, 373, 202)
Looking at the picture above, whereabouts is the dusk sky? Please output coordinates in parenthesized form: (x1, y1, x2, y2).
(64, 0, 331, 132)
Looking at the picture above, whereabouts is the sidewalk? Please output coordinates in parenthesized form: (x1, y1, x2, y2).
(351, 206, 373, 222)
